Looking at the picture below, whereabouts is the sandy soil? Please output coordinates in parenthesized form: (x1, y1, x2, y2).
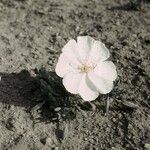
(0, 0, 149, 149)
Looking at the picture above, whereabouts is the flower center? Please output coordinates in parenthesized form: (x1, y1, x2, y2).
(78, 63, 94, 73)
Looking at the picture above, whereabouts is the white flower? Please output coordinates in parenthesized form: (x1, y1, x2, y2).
(55, 36, 117, 101)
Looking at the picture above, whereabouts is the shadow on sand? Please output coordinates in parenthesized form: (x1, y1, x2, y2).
(0, 69, 78, 123)
(0, 70, 38, 108)
(0, 68, 134, 125)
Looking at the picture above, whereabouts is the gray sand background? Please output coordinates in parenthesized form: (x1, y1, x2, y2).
(0, 0, 149, 149)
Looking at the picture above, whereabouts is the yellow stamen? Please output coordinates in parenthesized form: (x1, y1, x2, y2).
(78, 64, 94, 73)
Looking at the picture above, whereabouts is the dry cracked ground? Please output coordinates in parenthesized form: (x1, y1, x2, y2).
(0, 0, 149, 150)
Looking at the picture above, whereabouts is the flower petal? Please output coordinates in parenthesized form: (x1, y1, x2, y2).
(78, 74, 99, 101)
(88, 71, 114, 94)
(94, 61, 117, 81)
(62, 39, 77, 53)
(63, 72, 82, 94)
(77, 36, 95, 61)
(55, 53, 71, 77)
(62, 39, 81, 65)
(87, 40, 110, 63)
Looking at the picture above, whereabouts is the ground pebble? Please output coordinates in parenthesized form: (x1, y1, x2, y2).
(46, 137, 53, 145)
(54, 107, 61, 112)
(145, 143, 150, 150)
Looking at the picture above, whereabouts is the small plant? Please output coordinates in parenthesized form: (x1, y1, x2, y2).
(34, 68, 77, 121)
(55, 36, 117, 101)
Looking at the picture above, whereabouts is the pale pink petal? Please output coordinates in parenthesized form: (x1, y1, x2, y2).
(78, 74, 99, 101)
(62, 39, 77, 53)
(63, 72, 82, 94)
(55, 53, 78, 77)
(55, 53, 71, 77)
(94, 61, 117, 81)
(88, 71, 114, 94)
(77, 36, 95, 61)
(62, 39, 81, 65)
(87, 41, 110, 63)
